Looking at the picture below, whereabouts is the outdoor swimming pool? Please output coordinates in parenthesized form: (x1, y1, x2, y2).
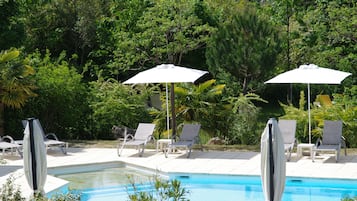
(49, 162, 357, 201)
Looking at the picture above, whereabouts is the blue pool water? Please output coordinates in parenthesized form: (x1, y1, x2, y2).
(51, 164, 357, 201)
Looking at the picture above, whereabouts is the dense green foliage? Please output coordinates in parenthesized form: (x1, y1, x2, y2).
(0, 0, 355, 145)
(5, 51, 89, 140)
(88, 79, 153, 139)
(281, 86, 357, 147)
(228, 93, 268, 145)
(174, 80, 226, 134)
(206, 1, 281, 94)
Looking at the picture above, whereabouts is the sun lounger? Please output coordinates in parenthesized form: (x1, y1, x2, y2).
(117, 123, 156, 157)
(278, 119, 297, 161)
(165, 124, 201, 158)
(312, 120, 344, 162)
(0, 135, 22, 158)
(22, 119, 68, 154)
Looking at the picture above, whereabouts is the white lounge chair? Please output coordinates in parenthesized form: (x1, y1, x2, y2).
(165, 124, 201, 158)
(312, 120, 344, 162)
(278, 119, 297, 161)
(21, 119, 68, 154)
(117, 123, 156, 157)
(0, 135, 22, 158)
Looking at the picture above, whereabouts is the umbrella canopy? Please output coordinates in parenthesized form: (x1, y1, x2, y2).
(123, 64, 209, 138)
(265, 64, 352, 143)
(23, 118, 47, 196)
(261, 118, 286, 201)
(123, 64, 208, 84)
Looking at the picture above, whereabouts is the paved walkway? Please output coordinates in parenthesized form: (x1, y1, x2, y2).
(1, 147, 357, 199)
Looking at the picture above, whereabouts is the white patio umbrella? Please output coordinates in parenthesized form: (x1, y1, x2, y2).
(265, 64, 352, 144)
(23, 118, 47, 196)
(123, 64, 209, 138)
(261, 118, 286, 201)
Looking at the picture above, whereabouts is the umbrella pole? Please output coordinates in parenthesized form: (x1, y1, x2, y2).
(28, 118, 38, 195)
(171, 83, 176, 142)
(308, 83, 311, 144)
(268, 122, 274, 201)
(166, 83, 170, 139)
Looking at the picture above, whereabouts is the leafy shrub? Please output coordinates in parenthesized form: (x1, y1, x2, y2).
(280, 91, 310, 143)
(88, 79, 153, 139)
(280, 86, 357, 146)
(313, 86, 357, 147)
(0, 176, 25, 201)
(5, 50, 89, 140)
(0, 175, 80, 201)
(227, 93, 267, 145)
(127, 177, 190, 201)
(48, 192, 81, 201)
(151, 80, 227, 139)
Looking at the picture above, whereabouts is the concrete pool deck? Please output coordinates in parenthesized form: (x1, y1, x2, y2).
(1, 147, 357, 199)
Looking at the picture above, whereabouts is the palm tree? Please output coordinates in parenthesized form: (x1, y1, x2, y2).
(0, 49, 36, 133)
(150, 80, 226, 138)
(174, 79, 229, 138)
(0, 49, 36, 108)
(174, 80, 225, 122)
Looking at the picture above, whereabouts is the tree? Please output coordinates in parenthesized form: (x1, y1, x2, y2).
(289, 0, 356, 86)
(206, 2, 282, 95)
(174, 80, 227, 137)
(103, 0, 214, 77)
(20, 0, 110, 67)
(0, 49, 36, 136)
(90, 0, 150, 79)
(0, 49, 36, 108)
(0, 0, 24, 50)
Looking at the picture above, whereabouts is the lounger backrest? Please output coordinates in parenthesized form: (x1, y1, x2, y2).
(322, 120, 342, 145)
(1, 135, 14, 143)
(179, 124, 201, 141)
(278, 120, 296, 144)
(134, 123, 155, 141)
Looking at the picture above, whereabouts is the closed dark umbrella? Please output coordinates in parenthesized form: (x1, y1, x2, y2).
(23, 118, 47, 196)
